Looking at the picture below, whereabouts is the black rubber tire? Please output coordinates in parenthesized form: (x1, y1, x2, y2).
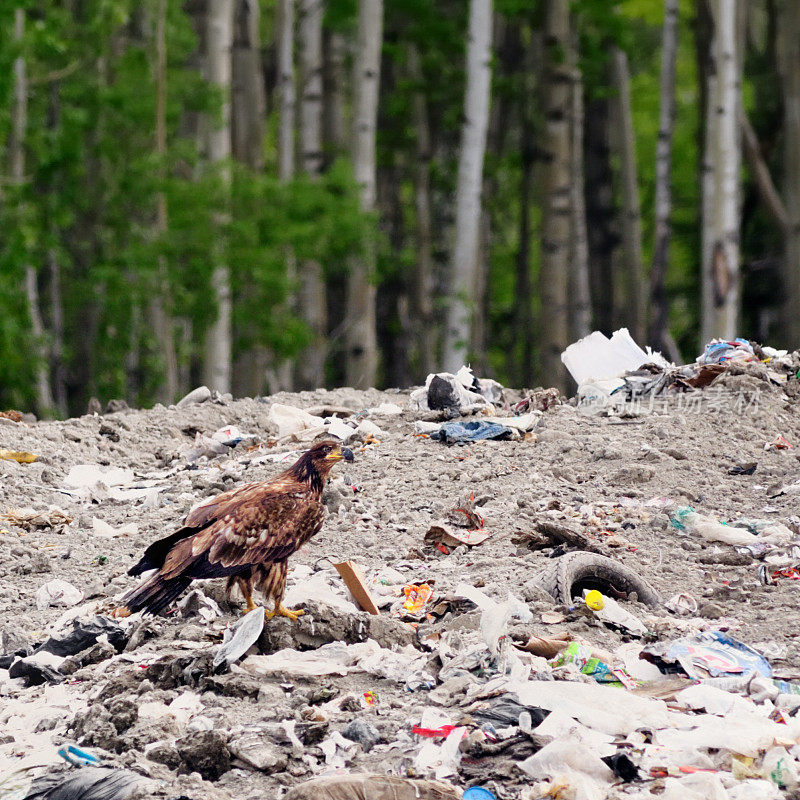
(534, 551, 661, 607)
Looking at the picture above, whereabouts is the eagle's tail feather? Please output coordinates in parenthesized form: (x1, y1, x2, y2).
(117, 573, 192, 616)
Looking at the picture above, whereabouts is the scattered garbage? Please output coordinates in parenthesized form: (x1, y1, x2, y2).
(333, 561, 381, 615)
(58, 744, 100, 767)
(399, 583, 434, 618)
(36, 580, 84, 611)
(698, 338, 756, 364)
(22, 766, 150, 800)
(551, 641, 638, 687)
(211, 424, 256, 446)
(764, 434, 793, 451)
(642, 631, 774, 679)
(284, 774, 461, 800)
(8, 652, 65, 685)
(4, 368, 800, 798)
(0, 508, 72, 529)
(670, 507, 793, 548)
(425, 522, 490, 549)
(38, 615, 127, 657)
(583, 591, 648, 637)
(91, 518, 137, 538)
(410, 366, 502, 413)
(213, 606, 265, 668)
(533, 551, 661, 607)
(0, 450, 38, 463)
(431, 420, 512, 444)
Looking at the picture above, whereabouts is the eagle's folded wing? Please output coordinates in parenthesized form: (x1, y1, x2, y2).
(159, 487, 323, 580)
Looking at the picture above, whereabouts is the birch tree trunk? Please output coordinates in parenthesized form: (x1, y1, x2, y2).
(778, 0, 800, 347)
(408, 44, 435, 378)
(649, 0, 679, 349)
(149, 0, 180, 405)
(611, 47, 645, 344)
(442, 0, 493, 373)
(232, 0, 265, 171)
(323, 31, 347, 153)
(701, 0, 741, 343)
(344, 0, 383, 388)
(568, 36, 591, 342)
(295, 0, 329, 390)
(539, 0, 572, 392)
(276, 0, 295, 182)
(231, 0, 269, 397)
(49, 250, 68, 417)
(10, 9, 55, 414)
(202, 0, 233, 394)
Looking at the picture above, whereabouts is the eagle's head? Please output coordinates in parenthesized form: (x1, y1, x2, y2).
(290, 440, 354, 491)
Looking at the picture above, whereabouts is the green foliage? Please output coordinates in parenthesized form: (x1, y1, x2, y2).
(0, 0, 372, 414)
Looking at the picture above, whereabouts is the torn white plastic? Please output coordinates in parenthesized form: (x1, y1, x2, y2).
(268, 403, 325, 438)
(561, 328, 669, 386)
(454, 583, 533, 655)
(35, 580, 84, 611)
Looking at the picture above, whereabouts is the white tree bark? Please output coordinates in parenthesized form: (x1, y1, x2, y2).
(701, 0, 741, 343)
(779, 0, 800, 346)
(568, 40, 591, 342)
(296, 0, 328, 389)
(539, 0, 572, 391)
(442, 0, 493, 373)
(203, 0, 234, 394)
(344, 0, 383, 388)
(611, 47, 645, 344)
(276, 0, 295, 183)
(323, 31, 347, 152)
(299, 0, 323, 176)
(10, 9, 54, 414)
(150, 0, 179, 405)
(649, 0, 679, 348)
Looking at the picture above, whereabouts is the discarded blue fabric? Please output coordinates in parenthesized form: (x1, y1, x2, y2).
(432, 421, 512, 444)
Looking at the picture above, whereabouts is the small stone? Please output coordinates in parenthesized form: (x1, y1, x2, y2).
(146, 741, 182, 770)
(227, 731, 288, 773)
(86, 397, 102, 415)
(0, 623, 30, 655)
(177, 386, 212, 408)
(108, 697, 139, 733)
(699, 602, 726, 619)
(105, 399, 129, 413)
(341, 718, 381, 753)
(179, 624, 205, 642)
(176, 730, 230, 780)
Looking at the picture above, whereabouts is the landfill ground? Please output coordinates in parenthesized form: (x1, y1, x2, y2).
(2, 365, 800, 799)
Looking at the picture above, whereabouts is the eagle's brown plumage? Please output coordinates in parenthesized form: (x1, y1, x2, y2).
(113, 440, 353, 620)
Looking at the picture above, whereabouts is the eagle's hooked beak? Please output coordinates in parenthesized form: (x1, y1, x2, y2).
(326, 445, 354, 462)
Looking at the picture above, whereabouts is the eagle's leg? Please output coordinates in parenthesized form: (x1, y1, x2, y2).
(261, 562, 305, 622)
(226, 572, 257, 613)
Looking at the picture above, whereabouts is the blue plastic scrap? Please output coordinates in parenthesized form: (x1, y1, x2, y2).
(642, 630, 772, 679)
(698, 338, 754, 364)
(431, 421, 512, 444)
(58, 744, 100, 767)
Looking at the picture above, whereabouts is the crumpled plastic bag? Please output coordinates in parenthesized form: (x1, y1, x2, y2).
(36, 580, 84, 611)
(454, 583, 532, 654)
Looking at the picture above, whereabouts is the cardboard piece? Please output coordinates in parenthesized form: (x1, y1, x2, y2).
(424, 522, 490, 548)
(333, 561, 380, 615)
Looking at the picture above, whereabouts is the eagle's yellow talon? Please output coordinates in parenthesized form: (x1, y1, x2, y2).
(265, 605, 304, 622)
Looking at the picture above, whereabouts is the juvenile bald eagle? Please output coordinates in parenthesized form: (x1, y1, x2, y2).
(113, 440, 353, 620)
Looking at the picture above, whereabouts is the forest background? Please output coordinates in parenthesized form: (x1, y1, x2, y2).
(0, 0, 797, 418)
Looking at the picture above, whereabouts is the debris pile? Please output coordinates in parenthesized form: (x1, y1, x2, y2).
(1, 356, 800, 798)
